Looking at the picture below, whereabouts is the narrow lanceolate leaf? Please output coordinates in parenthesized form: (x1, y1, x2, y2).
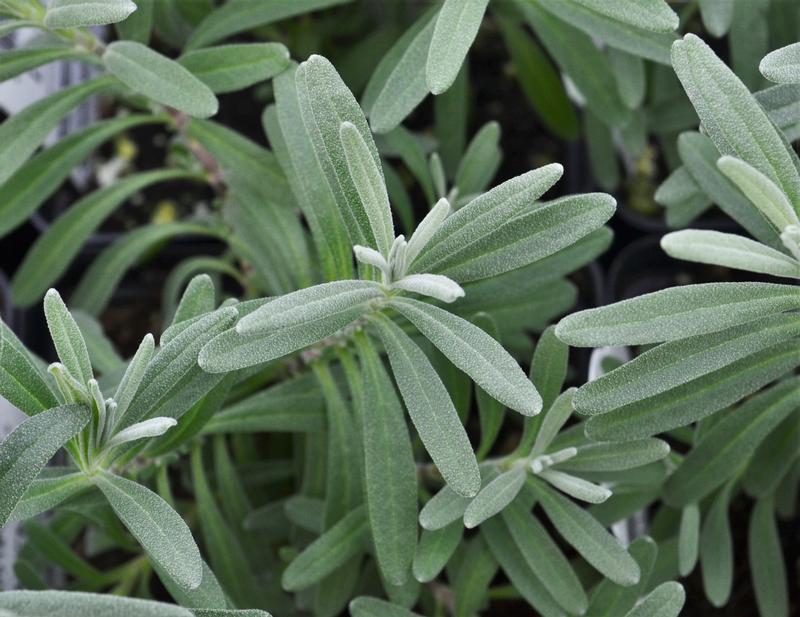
(179, 43, 290, 94)
(557, 282, 800, 347)
(43, 289, 93, 386)
(557, 439, 670, 472)
(0, 320, 59, 416)
(392, 274, 464, 303)
(454, 122, 502, 198)
(419, 483, 473, 531)
(171, 274, 215, 327)
(111, 333, 154, 427)
(8, 472, 91, 523)
(95, 471, 202, 590)
(749, 496, 788, 617)
(558, 0, 678, 33)
(350, 597, 423, 617)
(405, 198, 451, 268)
(0, 591, 193, 617)
(340, 121, 394, 255)
(44, 0, 136, 28)
(356, 334, 418, 585)
(760, 43, 800, 84)
(0, 405, 89, 527)
(678, 503, 700, 576)
(105, 417, 176, 449)
(0, 47, 95, 83)
(392, 297, 541, 415)
(363, 7, 438, 134)
(744, 408, 800, 498)
(531, 479, 640, 586)
(623, 582, 685, 617)
(412, 522, 463, 583)
(574, 312, 800, 414)
(672, 33, 800, 207)
(530, 389, 574, 457)
(538, 470, 611, 504)
(371, 313, 479, 497)
(237, 281, 382, 336)
(0, 76, 114, 187)
(664, 376, 800, 507)
(463, 467, 526, 528)
(426, 0, 489, 95)
(502, 499, 588, 615)
(587, 536, 658, 616)
(700, 484, 733, 607)
(662, 230, 800, 278)
(698, 0, 733, 37)
(282, 506, 369, 591)
(103, 42, 218, 118)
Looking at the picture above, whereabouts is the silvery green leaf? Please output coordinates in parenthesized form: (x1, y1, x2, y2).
(760, 42, 800, 84)
(72, 311, 123, 375)
(0, 405, 89, 527)
(354, 245, 391, 278)
(356, 334, 417, 585)
(672, 34, 800, 207)
(371, 313, 479, 497)
(557, 282, 800, 346)
(531, 479, 640, 586)
(454, 122, 502, 199)
(391, 297, 541, 415)
(557, 439, 670, 472)
(171, 274, 215, 327)
(743, 408, 800, 499)
(0, 77, 114, 187)
(501, 499, 588, 615)
(362, 7, 438, 134)
(43, 289, 93, 386)
(609, 48, 646, 108)
(574, 312, 800, 414)
(452, 534, 498, 617)
(412, 522, 462, 583)
(623, 582, 685, 617)
(237, 281, 383, 335)
(0, 47, 95, 84)
(716, 156, 800, 230)
(698, 0, 734, 37)
(103, 41, 218, 118)
(664, 376, 800, 507)
(0, 591, 193, 617)
(426, 0, 489, 95)
(0, 320, 59, 415)
(662, 230, 800, 278)
(530, 389, 574, 457)
(585, 339, 800, 441)
(538, 469, 611, 504)
(392, 274, 464, 303)
(555, 0, 678, 33)
(104, 417, 177, 450)
(405, 198, 451, 268)
(586, 536, 658, 616)
(656, 166, 711, 228)
(7, 471, 91, 523)
(340, 121, 394, 255)
(178, 43, 290, 94)
(749, 496, 788, 617)
(111, 333, 154, 428)
(350, 597, 423, 617)
(48, 363, 88, 405)
(95, 470, 202, 590)
(463, 467, 526, 529)
(678, 503, 700, 576)
(529, 324, 568, 420)
(419, 484, 473, 531)
(700, 483, 734, 607)
(44, 0, 136, 28)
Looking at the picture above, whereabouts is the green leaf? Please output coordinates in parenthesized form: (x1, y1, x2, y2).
(672, 33, 800, 208)
(426, 0, 489, 95)
(698, 0, 734, 37)
(557, 439, 670, 472)
(95, 470, 202, 590)
(43, 289, 93, 386)
(170, 274, 215, 327)
(23, 519, 105, 583)
(0, 405, 89, 527)
(538, 469, 611, 504)
(179, 43, 290, 94)
(391, 297, 541, 415)
(677, 503, 700, 576)
(111, 333, 154, 428)
(44, 0, 136, 27)
(186, 0, 350, 50)
(585, 338, 800, 441)
(0, 591, 193, 617)
(380, 126, 436, 204)
(70, 223, 220, 316)
(12, 170, 196, 307)
(609, 48, 646, 108)
(664, 376, 800, 507)
(452, 535, 497, 617)
(72, 311, 124, 375)
(412, 522, 462, 583)
(363, 6, 438, 132)
(463, 467, 526, 529)
(419, 483, 473, 531)
(0, 76, 114, 186)
(472, 314, 505, 459)
(700, 483, 733, 607)
(0, 47, 95, 83)
(103, 41, 218, 118)
(0, 320, 59, 416)
(623, 582, 685, 617)
(557, 282, 800, 347)
(587, 536, 659, 616)
(282, 506, 368, 592)
(557, 0, 678, 32)
(502, 499, 588, 615)
(743, 408, 800, 498)
(656, 166, 712, 228)
(530, 389, 574, 457)
(662, 230, 800, 278)
(749, 496, 789, 617)
(116, 0, 152, 43)
(452, 122, 503, 199)
(574, 313, 800, 414)
(349, 597, 422, 617)
(8, 471, 91, 523)
(532, 479, 641, 586)
(356, 334, 418, 586)
(760, 42, 800, 85)
(371, 313, 478, 496)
